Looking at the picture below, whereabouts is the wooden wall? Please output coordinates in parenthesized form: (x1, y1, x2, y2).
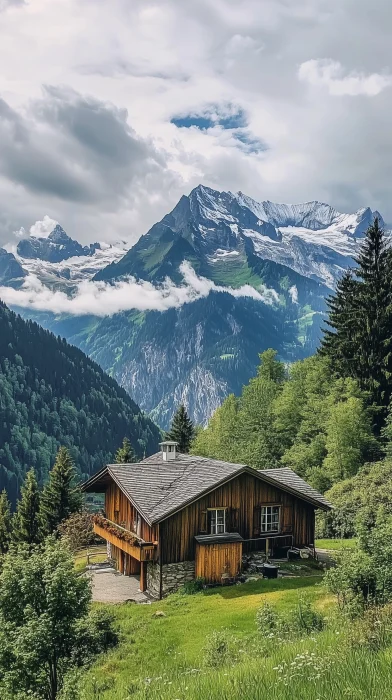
(195, 542, 242, 583)
(105, 482, 157, 543)
(160, 472, 315, 564)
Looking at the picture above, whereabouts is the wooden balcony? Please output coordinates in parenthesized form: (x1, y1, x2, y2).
(93, 516, 156, 562)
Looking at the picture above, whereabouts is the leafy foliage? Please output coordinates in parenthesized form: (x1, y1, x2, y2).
(319, 460, 392, 538)
(166, 404, 195, 453)
(0, 301, 160, 505)
(58, 511, 95, 553)
(192, 351, 376, 489)
(0, 538, 117, 700)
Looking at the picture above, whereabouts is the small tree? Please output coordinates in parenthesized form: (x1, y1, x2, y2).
(166, 404, 195, 453)
(0, 490, 12, 555)
(40, 447, 82, 536)
(115, 437, 136, 464)
(12, 468, 41, 545)
(58, 511, 95, 553)
(0, 538, 117, 699)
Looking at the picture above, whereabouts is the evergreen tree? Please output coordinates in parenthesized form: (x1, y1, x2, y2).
(321, 218, 392, 427)
(0, 489, 12, 555)
(12, 468, 41, 545)
(40, 447, 82, 536)
(115, 437, 136, 463)
(166, 404, 195, 453)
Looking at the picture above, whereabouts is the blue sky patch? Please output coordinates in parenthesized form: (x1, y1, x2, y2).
(233, 129, 267, 154)
(171, 104, 247, 131)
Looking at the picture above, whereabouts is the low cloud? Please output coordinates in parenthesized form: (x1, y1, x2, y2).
(14, 215, 58, 240)
(298, 59, 392, 97)
(0, 261, 278, 316)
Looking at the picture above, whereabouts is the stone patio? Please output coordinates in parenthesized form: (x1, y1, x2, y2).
(86, 567, 150, 604)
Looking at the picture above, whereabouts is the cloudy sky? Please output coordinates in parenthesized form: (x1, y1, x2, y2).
(0, 0, 391, 247)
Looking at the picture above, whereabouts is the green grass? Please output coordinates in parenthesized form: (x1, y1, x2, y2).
(74, 546, 107, 574)
(316, 538, 357, 551)
(79, 571, 392, 699)
(82, 577, 332, 698)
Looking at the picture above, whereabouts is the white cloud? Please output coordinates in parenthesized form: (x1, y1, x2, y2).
(0, 0, 392, 246)
(298, 59, 392, 97)
(289, 285, 298, 304)
(0, 261, 278, 316)
(29, 215, 58, 238)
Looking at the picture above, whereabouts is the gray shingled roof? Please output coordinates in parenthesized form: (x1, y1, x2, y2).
(258, 467, 332, 510)
(82, 452, 331, 524)
(106, 454, 242, 524)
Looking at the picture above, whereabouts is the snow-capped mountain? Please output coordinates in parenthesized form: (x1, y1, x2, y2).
(96, 186, 383, 290)
(3, 185, 384, 427)
(1, 225, 128, 290)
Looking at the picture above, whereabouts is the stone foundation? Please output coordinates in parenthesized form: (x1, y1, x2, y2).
(147, 560, 196, 598)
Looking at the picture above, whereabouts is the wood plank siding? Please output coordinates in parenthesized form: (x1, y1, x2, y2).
(195, 542, 242, 583)
(105, 482, 157, 542)
(159, 472, 315, 565)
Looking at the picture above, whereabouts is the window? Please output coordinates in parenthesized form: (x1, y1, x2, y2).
(261, 506, 280, 533)
(209, 508, 226, 535)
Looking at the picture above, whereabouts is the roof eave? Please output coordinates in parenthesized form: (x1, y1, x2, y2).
(153, 465, 331, 522)
(254, 469, 332, 511)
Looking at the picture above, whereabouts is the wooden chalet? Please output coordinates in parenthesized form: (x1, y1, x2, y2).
(82, 441, 332, 597)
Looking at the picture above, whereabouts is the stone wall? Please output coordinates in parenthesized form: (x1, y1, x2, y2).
(147, 560, 195, 598)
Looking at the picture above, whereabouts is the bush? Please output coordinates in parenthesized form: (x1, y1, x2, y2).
(284, 596, 325, 634)
(180, 577, 205, 595)
(345, 605, 392, 651)
(255, 597, 324, 645)
(203, 630, 234, 668)
(255, 602, 280, 638)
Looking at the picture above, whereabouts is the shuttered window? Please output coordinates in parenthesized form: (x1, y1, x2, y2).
(261, 506, 280, 533)
(209, 509, 226, 535)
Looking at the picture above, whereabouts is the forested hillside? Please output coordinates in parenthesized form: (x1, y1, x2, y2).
(0, 301, 161, 505)
(193, 218, 392, 538)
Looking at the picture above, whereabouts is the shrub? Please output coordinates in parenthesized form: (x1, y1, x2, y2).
(284, 596, 325, 635)
(203, 630, 234, 668)
(180, 577, 205, 595)
(346, 605, 392, 651)
(255, 602, 280, 638)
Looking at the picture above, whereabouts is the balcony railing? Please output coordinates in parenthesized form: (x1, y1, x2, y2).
(92, 514, 156, 561)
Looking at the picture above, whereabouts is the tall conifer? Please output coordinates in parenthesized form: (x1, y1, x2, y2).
(13, 468, 41, 545)
(40, 447, 82, 536)
(0, 489, 12, 555)
(321, 217, 392, 427)
(166, 404, 195, 453)
(115, 437, 136, 463)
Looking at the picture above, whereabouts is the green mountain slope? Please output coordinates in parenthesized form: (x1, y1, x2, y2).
(0, 301, 161, 505)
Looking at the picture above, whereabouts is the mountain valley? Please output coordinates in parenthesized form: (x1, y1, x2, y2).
(0, 185, 384, 428)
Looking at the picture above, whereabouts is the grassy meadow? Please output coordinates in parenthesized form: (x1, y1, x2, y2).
(315, 538, 356, 551)
(77, 570, 392, 700)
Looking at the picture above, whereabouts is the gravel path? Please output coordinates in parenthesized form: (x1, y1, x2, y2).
(86, 568, 150, 604)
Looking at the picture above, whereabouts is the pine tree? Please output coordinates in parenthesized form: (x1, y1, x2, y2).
(0, 489, 12, 555)
(40, 447, 82, 536)
(12, 468, 41, 545)
(115, 437, 136, 463)
(166, 404, 195, 453)
(321, 218, 392, 427)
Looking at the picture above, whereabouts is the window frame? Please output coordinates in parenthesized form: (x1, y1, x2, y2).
(260, 505, 281, 534)
(208, 508, 226, 535)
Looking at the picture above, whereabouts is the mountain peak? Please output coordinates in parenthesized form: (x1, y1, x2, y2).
(17, 224, 101, 263)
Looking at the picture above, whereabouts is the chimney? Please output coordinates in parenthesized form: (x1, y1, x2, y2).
(159, 441, 178, 461)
